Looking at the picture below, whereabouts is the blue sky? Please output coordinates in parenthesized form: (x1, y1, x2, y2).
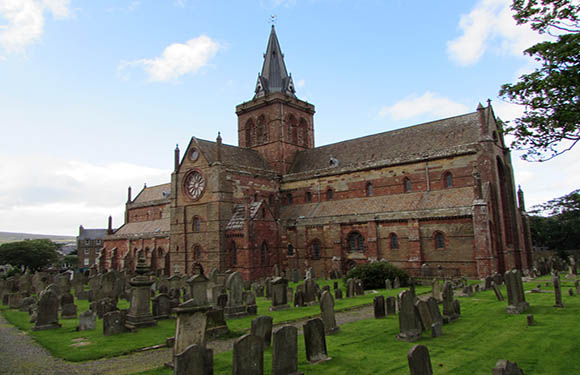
(1, 0, 578, 235)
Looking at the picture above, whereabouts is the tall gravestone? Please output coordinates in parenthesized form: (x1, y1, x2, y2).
(251, 316, 273, 347)
(272, 325, 303, 375)
(386, 296, 397, 316)
(232, 334, 264, 375)
(425, 297, 443, 326)
(174, 344, 214, 375)
(187, 273, 209, 306)
(173, 300, 211, 359)
(303, 318, 330, 363)
(553, 272, 564, 308)
(152, 293, 172, 319)
(225, 272, 247, 318)
(442, 281, 459, 322)
(303, 278, 317, 305)
(414, 300, 433, 332)
(346, 278, 355, 298)
(397, 290, 422, 341)
(33, 285, 61, 331)
(374, 295, 386, 318)
(270, 277, 290, 311)
(407, 345, 433, 375)
(432, 279, 442, 301)
(505, 269, 529, 314)
(319, 290, 339, 334)
(125, 253, 156, 329)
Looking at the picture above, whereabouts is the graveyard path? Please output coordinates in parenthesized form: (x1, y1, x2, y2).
(0, 304, 374, 375)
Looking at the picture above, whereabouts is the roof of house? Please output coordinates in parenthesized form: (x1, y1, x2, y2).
(225, 201, 264, 230)
(279, 186, 475, 224)
(78, 228, 108, 240)
(132, 183, 171, 204)
(195, 138, 271, 171)
(288, 111, 483, 175)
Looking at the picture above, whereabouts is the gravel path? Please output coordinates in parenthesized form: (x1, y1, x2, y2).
(0, 303, 374, 375)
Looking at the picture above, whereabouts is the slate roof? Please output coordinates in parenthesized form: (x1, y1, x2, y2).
(288, 111, 482, 175)
(279, 186, 475, 224)
(255, 25, 295, 98)
(225, 202, 263, 230)
(78, 228, 108, 240)
(132, 183, 171, 204)
(111, 218, 170, 237)
(195, 138, 271, 171)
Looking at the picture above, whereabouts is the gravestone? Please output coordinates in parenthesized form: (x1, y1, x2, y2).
(19, 296, 36, 313)
(462, 285, 473, 297)
(303, 318, 330, 363)
(8, 293, 22, 310)
(272, 326, 303, 375)
(294, 290, 305, 307)
(251, 316, 273, 347)
(386, 296, 396, 316)
(492, 360, 525, 375)
(187, 273, 209, 306)
(397, 290, 422, 341)
(103, 310, 127, 336)
(527, 314, 534, 326)
(355, 279, 364, 296)
(407, 345, 433, 375)
(485, 276, 493, 290)
(265, 277, 272, 299)
(319, 291, 339, 334)
(431, 322, 443, 337)
(432, 279, 442, 301)
(270, 277, 290, 311)
(125, 253, 156, 329)
(374, 295, 386, 318)
(442, 281, 459, 322)
(334, 288, 343, 300)
(60, 292, 77, 319)
(225, 272, 247, 318)
(425, 297, 443, 325)
(303, 278, 317, 305)
(232, 334, 264, 375)
(93, 297, 118, 319)
(174, 344, 214, 375)
(505, 269, 529, 314)
(385, 279, 392, 290)
(346, 278, 355, 298)
(77, 310, 96, 331)
(173, 300, 211, 357)
(292, 269, 300, 283)
(253, 283, 265, 298)
(553, 272, 564, 308)
(33, 286, 61, 331)
(492, 281, 505, 301)
(152, 293, 172, 319)
(394, 276, 401, 289)
(206, 307, 229, 338)
(575, 280, 580, 295)
(414, 300, 433, 331)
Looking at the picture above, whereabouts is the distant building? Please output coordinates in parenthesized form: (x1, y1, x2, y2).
(77, 225, 108, 269)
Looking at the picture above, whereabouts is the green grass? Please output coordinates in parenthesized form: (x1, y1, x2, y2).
(133, 277, 580, 375)
(0, 278, 405, 362)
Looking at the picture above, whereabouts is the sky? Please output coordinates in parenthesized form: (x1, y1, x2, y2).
(0, 0, 578, 236)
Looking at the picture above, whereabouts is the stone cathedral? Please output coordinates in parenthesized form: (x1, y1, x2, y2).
(100, 26, 533, 280)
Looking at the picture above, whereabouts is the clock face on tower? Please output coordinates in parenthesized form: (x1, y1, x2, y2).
(184, 170, 205, 200)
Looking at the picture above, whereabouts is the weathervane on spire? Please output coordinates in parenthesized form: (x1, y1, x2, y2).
(269, 15, 277, 26)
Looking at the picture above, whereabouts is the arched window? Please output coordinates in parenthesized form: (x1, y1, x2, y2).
(326, 188, 334, 201)
(347, 232, 365, 252)
(444, 172, 453, 188)
(193, 216, 201, 232)
(404, 177, 412, 192)
(306, 191, 312, 202)
(311, 240, 321, 260)
(193, 245, 201, 260)
(231, 241, 237, 265)
(300, 118, 309, 146)
(390, 233, 399, 249)
(261, 242, 268, 265)
(366, 182, 374, 197)
(286, 193, 293, 204)
(287, 244, 294, 256)
(245, 119, 253, 147)
(435, 232, 445, 249)
(258, 115, 267, 143)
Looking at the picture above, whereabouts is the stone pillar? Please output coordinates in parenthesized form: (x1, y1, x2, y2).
(125, 253, 156, 329)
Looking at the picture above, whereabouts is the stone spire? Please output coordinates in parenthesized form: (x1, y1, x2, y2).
(254, 25, 296, 98)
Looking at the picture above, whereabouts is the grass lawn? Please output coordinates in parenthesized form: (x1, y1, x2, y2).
(134, 276, 580, 375)
(0, 278, 418, 362)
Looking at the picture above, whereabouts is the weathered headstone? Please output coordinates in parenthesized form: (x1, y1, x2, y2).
(173, 300, 211, 358)
(431, 322, 443, 337)
(33, 285, 61, 331)
(492, 281, 504, 302)
(485, 276, 493, 290)
(292, 269, 300, 283)
(397, 290, 422, 341)
(303, 278, 317, 305)
(77, 310, 97, 331)
(414, 299, 433, 331)
(152, 293, 172, 319)
(334, 288, 343, 300)
(174, 344, 214, 375)
(103, 310, 127, 336)
(407, 345, 433, 375)
(394, 276, 401, 289)
(265, 277, 272, 299)
(425, 297, 443, 325)
(294, 290, 305, 307)
(505, 269, 529, 314)
(355, 279, 364, 296)
(232, 334, 264, 375)
(346, 278, 355, 298)
(374, 295, 386, 319)
(553, 272, 564, 308)
(272, 325, 302, 375)
(225, 272, 247, 318)
(251, 316, 273, 348)
(385, 279, 392, 290)
(319, 290, 339, 334)
(303, 318, 330, 363)
(19, 296, 36, 313)
(432, 279, 442, 301)
(386, 296, 396, 316)
(442, 281, 459, 322)
(492, 360, 525, 375)
(270, 277, 290, 311)
(526, 314, 534, 326)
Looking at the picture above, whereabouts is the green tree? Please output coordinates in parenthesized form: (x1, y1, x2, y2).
(529, 188, 580, 250)
(499, 0, 580, 161)
(0, 239, 60, 272)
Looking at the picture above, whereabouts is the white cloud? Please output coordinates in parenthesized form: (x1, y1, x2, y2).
(295, 79, 305, 88)
(120, 35, 221, 82)
(0, 0, 70, 54)
(0, 154, 170, 235)
(379, 92, 469, 121)
(447, 0, 548, 66)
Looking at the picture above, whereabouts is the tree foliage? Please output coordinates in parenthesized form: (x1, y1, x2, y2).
(499, 0, 580, 161)
(0, 239, 60, 272)
(345, 261, 409, 290)
(529, 188, 580, 250)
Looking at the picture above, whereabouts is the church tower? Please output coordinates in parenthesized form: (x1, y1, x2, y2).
(236, 26, 315, 175)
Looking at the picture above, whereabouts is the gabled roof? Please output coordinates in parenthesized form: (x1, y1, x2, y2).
(194, 138, 271, 171)
(288, 110, 483, 176)
(225, 201, 264, 230)
(255, 26, 295, 98)
(78, 228, 108, 240)
(132, 183, 171, 204)
(110, 218, 170, 237)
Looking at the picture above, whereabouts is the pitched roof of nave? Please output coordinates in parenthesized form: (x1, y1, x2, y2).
(109, 217, 170, 237)
(279, 186, 475, 225)
(287, 110, 484, 176)
(131, 183, 172, 205)
(195, 138, 271, 171)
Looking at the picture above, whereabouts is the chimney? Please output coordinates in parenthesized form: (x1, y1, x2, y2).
(108, 215, 113, 234)
(127, 186, 132, 203)
(174, 144, 180, 171)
